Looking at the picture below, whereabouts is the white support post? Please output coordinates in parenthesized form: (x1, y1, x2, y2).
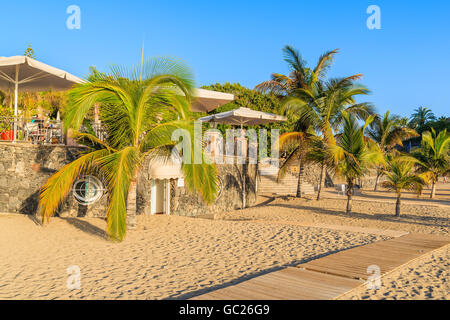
(13, 65, 19, 142)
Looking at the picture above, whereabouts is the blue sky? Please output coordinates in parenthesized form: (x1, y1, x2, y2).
(1, 0, 449, 117)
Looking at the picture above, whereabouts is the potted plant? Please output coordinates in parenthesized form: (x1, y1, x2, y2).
(0, 105, 14, 141)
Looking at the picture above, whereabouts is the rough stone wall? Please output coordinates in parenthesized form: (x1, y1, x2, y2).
(0, 144, 256, 219)
(170, 163, 257, 217)
(0, 143, 106, 217)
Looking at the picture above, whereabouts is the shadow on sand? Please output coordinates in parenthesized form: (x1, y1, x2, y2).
(265, 202, 449, 229)
(61, 217, 107, 240)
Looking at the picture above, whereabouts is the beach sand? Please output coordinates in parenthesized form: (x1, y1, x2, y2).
(0, 188, 448, 300)
(222, 195, 449, 299)
(223, 195, 449, 235)
(0, 214, 384, 300)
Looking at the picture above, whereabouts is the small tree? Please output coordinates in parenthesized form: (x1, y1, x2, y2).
(277, 130, 316, 198)
(332, 112, 383, 214)
(367, 110, 418, 191)
(24, 44, 36, 59)
(412, 128, 450, 198)
(381, 158, 426, 217)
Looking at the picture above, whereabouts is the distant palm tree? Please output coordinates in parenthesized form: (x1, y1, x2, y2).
(381, 158, 426, 217)
(412, 128, 450, 198)
(255, 45, 340, 95)
(367, 110, 418, 190)
(39, 57, 218, 241)
(409, 106, 436, 129)
(331, 112, 383, 214)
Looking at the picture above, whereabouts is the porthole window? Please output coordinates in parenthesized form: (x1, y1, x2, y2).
(72, 176, 104, 205)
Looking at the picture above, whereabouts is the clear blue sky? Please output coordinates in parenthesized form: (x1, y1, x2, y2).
(1, 0, 449, 117)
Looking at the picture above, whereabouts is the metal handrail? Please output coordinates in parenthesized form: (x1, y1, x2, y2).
(0, 116, 65, 144)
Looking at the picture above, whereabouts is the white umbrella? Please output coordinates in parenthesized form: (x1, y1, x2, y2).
(199, 107, 286, 208)
(199, 107, 286, 127)
(192, 88, 235, 113)
(0, 56, 84, 141)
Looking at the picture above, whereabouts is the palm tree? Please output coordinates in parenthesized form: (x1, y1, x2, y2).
(282, 77, 375, 199)
(367, 110, 418, 190)
(331, 112, 383, 214)
(255, 45, 340, 95)
(38, 57, 218, 241)
(277, 129, 316, 198)
(409, 106, 436, 130)
(412, 128, 450, 198)
(381, 158, 426, 217)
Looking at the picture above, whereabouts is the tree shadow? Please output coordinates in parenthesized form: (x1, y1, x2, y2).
(61, 217, 107, 239)
(265, 203, 449, 228)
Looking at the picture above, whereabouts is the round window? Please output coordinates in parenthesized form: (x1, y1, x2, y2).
(72, 176, 104, 205)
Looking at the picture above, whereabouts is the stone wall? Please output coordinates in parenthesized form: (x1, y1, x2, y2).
(0, 143, 106, 217)
(170, 163, 257, 217)
(0, 144, 256, 219)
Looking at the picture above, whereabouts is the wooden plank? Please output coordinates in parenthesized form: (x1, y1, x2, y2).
(190, 233, 450, 300)
(299, 233, 450, 280)
(191, 268, 363, 300)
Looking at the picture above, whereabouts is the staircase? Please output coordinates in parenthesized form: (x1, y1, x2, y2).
(258, 166, 315, 196)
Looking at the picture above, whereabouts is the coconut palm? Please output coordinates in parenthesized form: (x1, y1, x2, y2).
(381, 158, 426, 217)
(367, 110, 418, 190)
(255, 45, 340, 95)
(412, 128, 450, 198)
(39, 57, 218, 241)
(282, 76, 375, 199)
(277, 128, 316, 198)
(331, 112, 383, 214)
(409, 106, 436, 130)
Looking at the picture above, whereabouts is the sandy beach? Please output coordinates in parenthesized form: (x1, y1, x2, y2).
(0, 214, 385, 300)
(0, 184, 448, 300)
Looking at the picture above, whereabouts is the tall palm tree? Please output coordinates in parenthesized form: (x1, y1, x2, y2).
(39, 57, 218, 241)
(331, 112, 383, 214)
(283, 77, 375, 199)
(381, 158, 426, 217)
(412, 128, 450, 198)
(367, 110, 418, 190)
(255, 45, 340, 95)
(409, 106, 436, 129)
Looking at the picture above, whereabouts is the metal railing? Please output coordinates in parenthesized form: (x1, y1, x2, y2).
(0, 116, 64, 144)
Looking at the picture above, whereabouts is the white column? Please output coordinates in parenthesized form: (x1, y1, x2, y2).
(13, 65, 19, 142)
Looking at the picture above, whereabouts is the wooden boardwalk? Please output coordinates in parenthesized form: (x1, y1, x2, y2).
(191, 233, 450, 300)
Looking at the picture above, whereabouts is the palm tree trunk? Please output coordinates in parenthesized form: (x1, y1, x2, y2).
(395, 193, 401, 217)
(346, 180, 353, 214)
(430, 180, 437, 199)
(126, 178, 137, 229)
(296, 159, 303, 198)
(316, 161, 326, 201)
(374, 170, 381, 191)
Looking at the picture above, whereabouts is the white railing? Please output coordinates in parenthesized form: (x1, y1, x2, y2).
(0, 116, 64, 144)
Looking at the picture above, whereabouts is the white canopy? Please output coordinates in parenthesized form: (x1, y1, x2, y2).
(198, 107, 287, 126)
(0, 56, 84, 141)
(191, 88, 235, 113)
(148, 155, 183, 180)
(0, 56, 84, 92)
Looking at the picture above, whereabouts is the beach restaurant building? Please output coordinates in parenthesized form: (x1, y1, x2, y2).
(0, 56, 260, 218)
